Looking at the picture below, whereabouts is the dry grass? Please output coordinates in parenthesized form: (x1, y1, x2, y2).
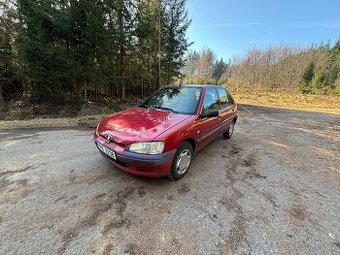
(0, 99, 136, 130)
(0, 115, 106, 130)
(1, 90, 339, 130)
(230, 89, 340, 115)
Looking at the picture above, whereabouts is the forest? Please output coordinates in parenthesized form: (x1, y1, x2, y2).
(183, 42, 340, 95)
(0, 0, 191, 110)
(0, 0, 339, 115)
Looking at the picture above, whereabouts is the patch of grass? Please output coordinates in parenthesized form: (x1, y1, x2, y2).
(230, 88, 340, 114)
(0, 115, 106, 130)
(0, 99, 138, 130)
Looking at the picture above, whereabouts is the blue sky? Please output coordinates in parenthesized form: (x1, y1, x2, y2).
(186, 0, 340, 60)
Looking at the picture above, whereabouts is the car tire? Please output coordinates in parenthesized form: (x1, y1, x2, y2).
(168, 142, 193, 181)
(223, 121, 235, 139)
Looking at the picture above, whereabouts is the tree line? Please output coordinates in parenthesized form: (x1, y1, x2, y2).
(184, 41, 340, 95)
(0, 0, 191, 110)
(183, 48, 229, 85)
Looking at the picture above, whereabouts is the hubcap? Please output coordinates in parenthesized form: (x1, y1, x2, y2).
(229, 123, 234, 136)
(176, 149, 192, 175)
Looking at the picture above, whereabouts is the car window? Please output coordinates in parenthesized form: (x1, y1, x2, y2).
(202, 87, 220, 112)
(216, 87, 234, 109)
(142, 87, 202, 115)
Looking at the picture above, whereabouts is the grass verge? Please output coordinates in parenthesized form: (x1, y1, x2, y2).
(1, 90, 339, 130)
(0, 115, 107, 130)
(230, 89, 340, 115)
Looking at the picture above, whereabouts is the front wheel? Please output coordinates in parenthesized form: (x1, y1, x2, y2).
(168, 142, 193, 181)
(223, 121, 235, 139)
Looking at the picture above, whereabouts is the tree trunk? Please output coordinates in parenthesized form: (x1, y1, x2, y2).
(84, 76, 87, 102)
(0, 83, 5, 111)
(140, 74, 143, 98)
(122, 79, 125, 99)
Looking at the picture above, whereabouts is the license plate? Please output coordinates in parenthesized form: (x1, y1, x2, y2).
(96, 142, 117, 160)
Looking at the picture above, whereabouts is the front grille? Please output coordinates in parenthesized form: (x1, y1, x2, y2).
(99, 133, 126, 148)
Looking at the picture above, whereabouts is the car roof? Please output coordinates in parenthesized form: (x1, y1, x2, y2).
(163, 84, 223, 89)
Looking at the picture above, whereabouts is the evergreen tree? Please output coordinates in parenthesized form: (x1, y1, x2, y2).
(0, 0, 20, 109)
(326, 39, 340, 88)
(162, 0, 191, 84)
(17, 0, 72, 102)
(10, 0, 193, 104)
(212, 58, 227, 84)
(299, 62, 315, 94)
(311, 68, 327, 94)
(183, 50, 199, 77)
(134, 0, 159, 95)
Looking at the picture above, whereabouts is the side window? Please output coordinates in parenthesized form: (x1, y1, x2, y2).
(216, 87, 234, 109)
(203, 87, 220, 112)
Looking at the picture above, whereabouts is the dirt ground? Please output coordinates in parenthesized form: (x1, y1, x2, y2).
(0, 105, 339, 255)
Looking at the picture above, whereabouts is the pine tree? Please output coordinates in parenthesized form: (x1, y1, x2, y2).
(0, 26, 11, 110)
(17, 0, 71, 102)
(212, 58, 227, 84)
(311, 68, 328, 94)
(299, 62, 315, 94)
(326, 39, 340, 88)
(0, 0, 20, 110)
(17, 0, 112, 103)
(183, 50, 199, 77)
(14, 0, 192, 104)
(135, 0, 159, 95)
(162, 0, 191, 84)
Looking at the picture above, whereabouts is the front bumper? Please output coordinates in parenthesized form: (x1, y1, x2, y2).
(94, 133, 176, 178)
(117, 151, 174, 166)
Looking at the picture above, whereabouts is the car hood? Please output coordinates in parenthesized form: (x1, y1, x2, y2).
(97, 107, 190, 145)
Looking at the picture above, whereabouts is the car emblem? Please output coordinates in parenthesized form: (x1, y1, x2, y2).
(105, 135, 112, 144)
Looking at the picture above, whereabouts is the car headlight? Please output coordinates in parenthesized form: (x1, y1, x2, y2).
(128, 142, 165, 155)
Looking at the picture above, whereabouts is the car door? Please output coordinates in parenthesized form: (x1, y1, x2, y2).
(216, 87, 236, 133)
(196, 87, 221, 149)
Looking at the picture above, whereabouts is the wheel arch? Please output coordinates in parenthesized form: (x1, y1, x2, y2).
(183, 138, 196, 153)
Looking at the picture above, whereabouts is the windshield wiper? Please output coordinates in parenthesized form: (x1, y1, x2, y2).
(152, 106, 179, 114)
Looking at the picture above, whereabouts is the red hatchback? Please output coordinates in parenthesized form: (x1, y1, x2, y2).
(94, 85, 238, 180)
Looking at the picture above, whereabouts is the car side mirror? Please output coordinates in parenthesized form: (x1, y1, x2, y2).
(201, 110, 219, 118)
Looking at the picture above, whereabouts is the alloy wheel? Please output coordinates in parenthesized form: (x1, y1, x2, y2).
(176, 149, 192, 175)
(228, 122, 234, 137)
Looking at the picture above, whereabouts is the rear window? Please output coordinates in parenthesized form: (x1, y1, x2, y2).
(216, 87, 234, 108)
(202, 87, 220, 112)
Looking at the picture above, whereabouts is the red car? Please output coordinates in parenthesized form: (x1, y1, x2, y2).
(94, 85, 238, 180)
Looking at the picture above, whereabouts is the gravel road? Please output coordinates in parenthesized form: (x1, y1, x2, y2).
(1, 105, 339, 255)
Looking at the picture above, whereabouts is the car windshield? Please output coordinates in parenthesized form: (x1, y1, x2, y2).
(141, 87, 202, 115)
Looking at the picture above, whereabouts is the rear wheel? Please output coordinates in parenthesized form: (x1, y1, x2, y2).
(168, 142, 193, 181)
(223, 121, 235, 139)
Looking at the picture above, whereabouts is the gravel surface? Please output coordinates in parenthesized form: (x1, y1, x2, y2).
(0, 105, 339, 255)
